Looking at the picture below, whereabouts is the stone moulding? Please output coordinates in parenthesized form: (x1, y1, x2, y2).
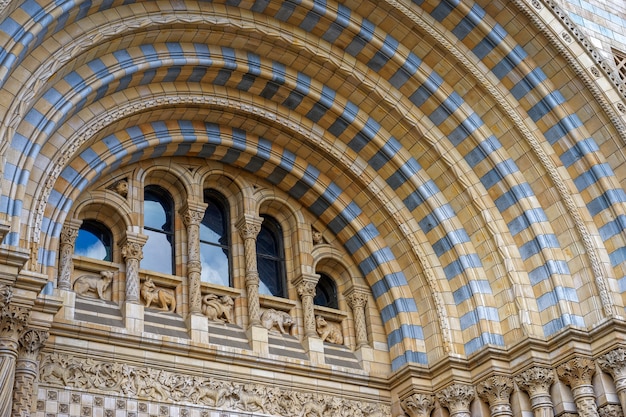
(38, 352, 391, 417)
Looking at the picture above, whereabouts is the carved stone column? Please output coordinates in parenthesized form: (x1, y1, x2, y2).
(515, 366, 556, 417)
(12, 328, 48, 417)
(57, 219, 82, 290)
(598, 404, 623, 417)
(401, 393, 436, 417)
(0, 297, 29, 417)
(120, 234, 147, 303)
(598, 348, 626, 415)
(293, 274, 319, 337)
(557, 356, 600, 417)
(236, 215, 263, 327)
(437, 383, 475, 417)
(477, 375, 514, 417)
(345, 288, 369, 348)
(181, 202, 207, 315)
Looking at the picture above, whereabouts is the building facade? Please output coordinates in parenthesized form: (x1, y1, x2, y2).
(0, 0, 625, 416)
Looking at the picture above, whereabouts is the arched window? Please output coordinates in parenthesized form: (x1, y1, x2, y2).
(314, 273, 338, 309)
(200, 190, 231, 287)
(257, 215, 286, 298)
(142, 185, 175, 275)
(75, 220, 113, 261)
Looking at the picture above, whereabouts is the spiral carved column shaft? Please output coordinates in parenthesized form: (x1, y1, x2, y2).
(237, 216, 263, 326)
(295, 276, 318, 337)
(57, 220, 81, 290)
(346, 290, 369, 348)
(120, 234, 147, 303)
(182, 204, 206, 314)
(515, 366, 556, 417)
(0, 302, 29, 417)
(557, 357, 600, 417)
(12, 328, 48, 417)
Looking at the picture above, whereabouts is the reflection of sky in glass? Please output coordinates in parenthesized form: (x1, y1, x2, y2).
(144, 200, 168, 230)
(200, 202, 226, 244)
(75, 229, 108, 260)
(200, 243, 229, 286)
(141, 229, 173, 274)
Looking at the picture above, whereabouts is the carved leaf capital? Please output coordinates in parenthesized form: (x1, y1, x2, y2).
(557, 356, 596, 388)
(515, 366, 555, 396)
(19, 328, 49, 355)
(60, 224, 80, 245)
(346, 292, 368, 309)
(436, 383, 475, 413)
(1, 304, 30, 339)
(598, 348, 626, 378)
(121, 241, 143, 260)
(401, 393, 435, 417)
(477, 375, 514, 405)
(237, 222, 261, 240)
(296, 281, 316, 298)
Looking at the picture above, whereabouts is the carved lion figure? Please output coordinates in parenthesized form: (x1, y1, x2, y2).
(260, 309, 294, 335)
(315, 315, 343, 345)
(140, 278, 176, 312)
(201, 293, 235, 323)
(73, 270, 114, 299)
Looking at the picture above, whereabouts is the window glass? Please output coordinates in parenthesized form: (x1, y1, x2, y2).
(75, 220, 112, 261)
(142, 186, 174, 275)
(200, 191, 230, 287)
(314, 273, 338, 309)
(257, 216, 286, 297)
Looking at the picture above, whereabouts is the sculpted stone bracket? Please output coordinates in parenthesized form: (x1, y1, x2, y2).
(38, 352, 390, 417)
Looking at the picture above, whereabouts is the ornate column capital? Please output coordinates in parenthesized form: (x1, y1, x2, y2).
(515, 366, 555, 396)
(477, 375, 514, 417)
(598, 348, 626, 379)
(119, 233, 148, 261)
(401, 393, 435, 417)
(60, 219, 82, 245)
(236, 215, 263, 240)
(0, 304, 30, 344)
(180, 201, 206, 227)
(345, 290, 368, 309)
(18, 328, 49, 358)
(436, 383, 475, 416)
(0, 284, 12, 309)
(557, 356, 596, 388)
(293, 273, 319, 298)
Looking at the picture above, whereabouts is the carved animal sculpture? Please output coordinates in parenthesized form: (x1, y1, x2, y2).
(315, 315, 343, 344)
(140, 278, 176, 312)
(299, 400, 330, 417)
(73, 270, 114, 299)
(201, 293, 234, 323)
(260, 308, 294, 334)
(192, 385, 229, 407)
(233, 386, 267, 413)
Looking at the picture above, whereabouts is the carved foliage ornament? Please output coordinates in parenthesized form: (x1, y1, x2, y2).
(436, 383, 475, 413)
(477, 375, 514, 405)
(39, 352, 390, 417)
(515, 366, 555, 396)
(401, 393, 435, 417)
(557, 356, 596, 388)
(598, 348, 626, 379)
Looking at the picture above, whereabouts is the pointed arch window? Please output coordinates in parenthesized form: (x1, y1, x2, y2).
(257, 215, 286, 298)
(75, 220, 113, 261)
(142, 185, 175, 275)
(314, 273, 338, 309)
(200, 190, 231, 287)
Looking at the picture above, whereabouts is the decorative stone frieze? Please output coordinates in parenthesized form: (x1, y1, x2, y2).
(515, 366, 556, 417)
(401, 393, 435, 417)
(436, 383, 475, 417)
(557, 357, 600, 417)
(39, 352, 390, 417)
(477, 375, 514, 417)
